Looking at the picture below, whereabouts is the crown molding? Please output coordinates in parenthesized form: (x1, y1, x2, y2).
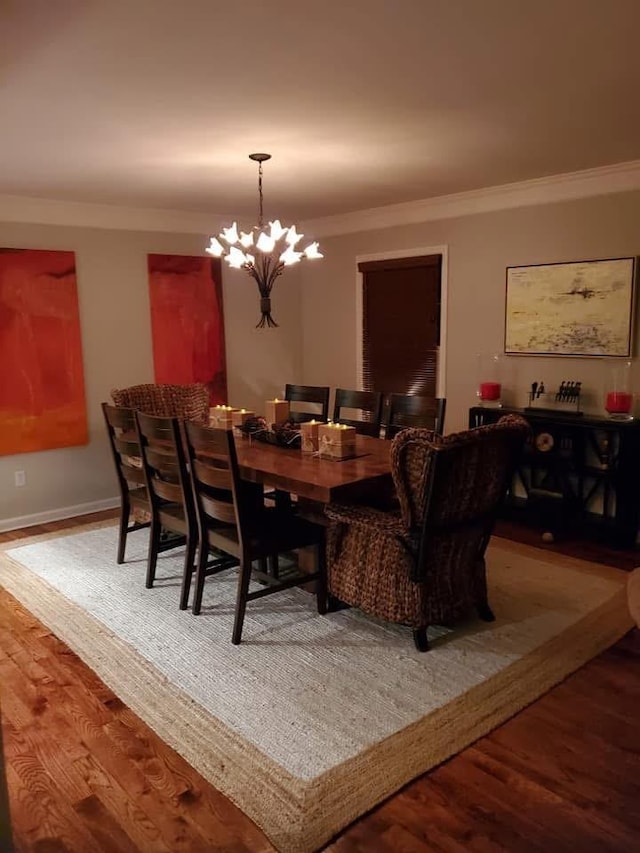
(2, 159, 640, 237)
(302, 159, 640, 238)
(0, 193, 233, 235)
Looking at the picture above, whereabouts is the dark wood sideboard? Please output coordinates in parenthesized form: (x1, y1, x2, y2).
(469, 406, 640, 547)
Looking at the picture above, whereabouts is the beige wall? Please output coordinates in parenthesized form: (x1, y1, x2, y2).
(0, 222, 302, 528)
(300, 190, 640, 433)
(3, 188, 639, 527)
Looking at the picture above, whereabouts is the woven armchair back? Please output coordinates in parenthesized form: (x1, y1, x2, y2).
(111, 383, 210, 424)
(391, 415, 529, 581)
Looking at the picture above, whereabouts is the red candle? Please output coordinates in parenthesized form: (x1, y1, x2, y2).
(606, 391, 632, 414)
(479, 381, 501, 401)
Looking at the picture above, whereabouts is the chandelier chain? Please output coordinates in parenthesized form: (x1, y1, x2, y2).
(257, 161, 264, 228)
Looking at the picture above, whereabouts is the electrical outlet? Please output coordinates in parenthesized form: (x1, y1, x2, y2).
(14, 470, 26, 487)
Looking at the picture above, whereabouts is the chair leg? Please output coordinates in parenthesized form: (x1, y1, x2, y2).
(274, 490, 292, 511)
(413, 628, 430, 652)
(477, 603, 496, 622)
(268, 555, 280, 579)
(145, 517, 161, 588)
(179, 536, 198, 610)
(117, 499, 130, 564)
(316, 540, 327, 615)
(192, 543, 210, 616)
(327, 593, 350, 612)
(232, 560, 253, 645)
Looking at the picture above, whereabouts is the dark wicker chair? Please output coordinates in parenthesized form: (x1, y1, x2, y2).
(325, 415, 529, 651)
(183, 422, 327, 644)
(333, 388, 383, 437)
(383, 394, 446, 439)
(111, 383, 210, 423)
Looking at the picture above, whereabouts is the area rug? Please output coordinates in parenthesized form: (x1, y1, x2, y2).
(0, 523, 633, 852)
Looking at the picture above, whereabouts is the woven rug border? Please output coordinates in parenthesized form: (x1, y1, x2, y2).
(0, 523, 633, 852)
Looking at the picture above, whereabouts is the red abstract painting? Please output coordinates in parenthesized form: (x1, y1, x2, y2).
(148, 254, 227, 403)
(0, 248, 88, 456)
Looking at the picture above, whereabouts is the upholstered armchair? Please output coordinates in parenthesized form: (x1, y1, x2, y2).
(325, 415, 529, 651)
(111, 383, 210, 423)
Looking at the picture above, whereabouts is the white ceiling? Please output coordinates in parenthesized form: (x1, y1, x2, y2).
(3, 0, 640, 222)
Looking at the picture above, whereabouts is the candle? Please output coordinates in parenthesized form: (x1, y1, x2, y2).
(300, 419, 321, 452)
(606, 391, 632, 415)
(209, 404, 240, 428)
(265, 398, 290, 426)
(318, 423, 356, 459)
(479, 381, 501, 402)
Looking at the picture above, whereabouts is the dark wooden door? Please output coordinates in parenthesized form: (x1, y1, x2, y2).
(360, 254, 441, 397)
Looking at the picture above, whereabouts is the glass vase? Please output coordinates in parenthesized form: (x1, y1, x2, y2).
(604, 359, 634, 420)
(476, 352, 503, 408)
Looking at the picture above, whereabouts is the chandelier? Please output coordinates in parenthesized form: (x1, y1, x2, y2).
(206, 153, 323, 328)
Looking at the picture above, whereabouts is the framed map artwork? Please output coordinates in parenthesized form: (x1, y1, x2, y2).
(505, 257, 637, 357)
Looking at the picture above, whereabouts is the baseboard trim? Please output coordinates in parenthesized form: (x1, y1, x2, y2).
(0, 498, 120, 534)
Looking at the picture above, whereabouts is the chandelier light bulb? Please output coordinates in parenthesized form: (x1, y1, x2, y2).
(227, 246, 249, 268)
(304, 242, 323, 259)
(207, 237, 225, 257)
(268, 219, 287, 240)
(221, 222, 240, 244)
(205, 152, 322, 328)
(285, 225, 303, 246)
(280, 246, 302, 266)
(256, 232, 276, 253)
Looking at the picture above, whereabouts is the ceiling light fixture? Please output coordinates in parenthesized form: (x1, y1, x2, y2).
(206, 153, 323, 328)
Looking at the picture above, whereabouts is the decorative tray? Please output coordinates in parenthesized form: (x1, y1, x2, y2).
(238, 416, 302, 448)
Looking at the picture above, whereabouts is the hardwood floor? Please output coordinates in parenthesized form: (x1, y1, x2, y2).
(1, 511, 638, 852)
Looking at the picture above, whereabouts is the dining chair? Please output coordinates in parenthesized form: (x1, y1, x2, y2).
(333, 388, 384, 437)
(383, 394, 446, 439)
(325, 415, 530, 650)
(184, 422, 327, 644)
(134, 412, 199, 610)
(102, 402, 151, 564)
(112, 383, 210, 423)
(284, 384, 330, 424)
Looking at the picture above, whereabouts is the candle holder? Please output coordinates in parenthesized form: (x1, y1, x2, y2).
(264, 398, 290, 427)
(318, 422, 357, 459)
(604, 360, 634, 420)
(231, 408, 255, 430)
(476, 352, 503, 408)
(209, 405, 239, 428)
(300, 419, 321, 452)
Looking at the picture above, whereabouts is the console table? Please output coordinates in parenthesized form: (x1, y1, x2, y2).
(469, 406, 640, 547)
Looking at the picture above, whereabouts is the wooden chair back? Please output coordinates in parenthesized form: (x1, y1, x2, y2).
(333, 388, 383, 437)
(183, 422, 262, 548)
(284, 383, 330, 424)
(102, 403, 147, 493)
(384, 394, 446, 439)
(134, 412, 192, 514)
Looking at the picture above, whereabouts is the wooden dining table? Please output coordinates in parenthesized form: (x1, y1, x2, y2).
(234, 433, 393, 504)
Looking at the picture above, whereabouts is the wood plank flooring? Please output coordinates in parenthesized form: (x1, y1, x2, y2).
(1, 511, 638, 852)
